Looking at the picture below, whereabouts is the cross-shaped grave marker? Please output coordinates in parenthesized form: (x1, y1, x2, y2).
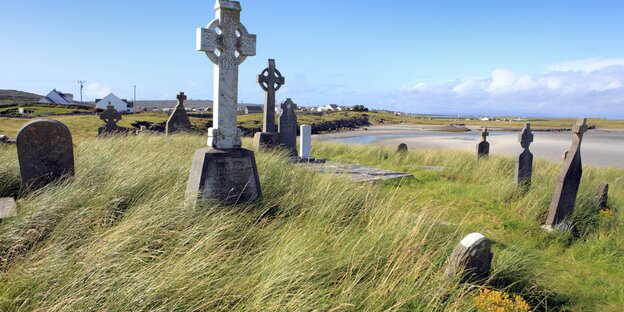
(544, 118, 588, 230)
(166, 92, 192, 135)
(258, 59, 285, 133)
(476, 127, 490, 158)
(516, 123, 534, 190)
(197, 0, 256, 149)
(99, 103, 122, 136)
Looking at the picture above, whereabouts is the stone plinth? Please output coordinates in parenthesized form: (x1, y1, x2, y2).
(186, 148, 262, 205)
(299, 125, 312, 159)
(445, 233, 493, 283)
(16, 119, 74, 191)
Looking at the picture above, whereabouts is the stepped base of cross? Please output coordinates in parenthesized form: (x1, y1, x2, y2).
(186, 148, 262, 205)
(252, 132, 279, 151)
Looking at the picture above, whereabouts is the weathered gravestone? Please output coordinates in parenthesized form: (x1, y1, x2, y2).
(98, 104, 123, 136)
(544, 118, 588, 230)
(299, 124, 312, 159)
(278, 98, 298, 156)
(0, 197, 17, 220)
(594, 183, 609, 210)
(516, 123, 534, 190)
(397, 143, 408, 153)
(445, 233, 493, 283)
(253, 59, 285, 150)
(476, 127, 490, 158)
(166, 92, 192, 135)
(16, 119, 74, 191)
(186, 0, 261, 205)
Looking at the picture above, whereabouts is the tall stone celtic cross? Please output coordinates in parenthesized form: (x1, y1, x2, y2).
(197, 0, 256, 149)
(258, 59, 285, 133)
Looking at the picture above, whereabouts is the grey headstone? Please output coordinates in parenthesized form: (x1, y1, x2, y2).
(299, 124, 312, 159)
(278, 98, 298, 156)
(186, 148, 262, 205)
(257, 59, 285, 133)
(594, 183, 609, 210)
(0, 198, 17, 219)
(446, 233, 493, 283)
(516, 123, 534, 190)
(397, 143, 408, 153)
(166, 92, 192, 135)
(544, 118, 588, 229)
(16, 119, 74, 191)
(476, 127, 490, 158)
(98, 104, 123, 136)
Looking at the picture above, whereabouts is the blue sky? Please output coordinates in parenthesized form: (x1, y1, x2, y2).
(1, 0, 623, 118)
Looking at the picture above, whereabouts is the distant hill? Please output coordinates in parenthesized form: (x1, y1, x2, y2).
(0, 90, 42, 103)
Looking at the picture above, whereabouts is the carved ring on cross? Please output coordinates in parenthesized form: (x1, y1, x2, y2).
(258, 68, 285, 92)
(202, 18, 254, 66)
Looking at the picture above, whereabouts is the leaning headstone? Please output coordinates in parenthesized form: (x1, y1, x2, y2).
(397, 143, 408, 153)
(594, 183, 609, 210)
(253, 59, 285, 150)
(278, 98, 298, 156)
(166, 92, 192, 135)
(0, 198, 17, 220)
(544, 118, 588, 230)
(476, 127, 490, 158)
(445, 233, 493, 283)
(299, 124, 312, 159)
(187, 0, 261, 205)
(516, 123, 534, 190)
(98, 104, 123, 136)
(16, 119, 74, 191)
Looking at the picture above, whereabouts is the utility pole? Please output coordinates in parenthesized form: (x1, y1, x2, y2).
(133, 85, 137, 114)
(77, 80, 85, 104)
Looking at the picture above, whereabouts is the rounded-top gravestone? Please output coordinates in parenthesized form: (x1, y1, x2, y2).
(397, 143, 408, 153)
(445, 232, 493, 283)
(16, 119, 74, 191)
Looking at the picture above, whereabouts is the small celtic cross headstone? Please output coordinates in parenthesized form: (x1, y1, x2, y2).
(197, 0, 256, 149)
(166, 92, 192, 135)
(258, 59, 285, 133)
(516, 123, 534, 190)
(544, 118, 588, 230)
(98, 103, 123, 136)
(476, 127, 490, 158)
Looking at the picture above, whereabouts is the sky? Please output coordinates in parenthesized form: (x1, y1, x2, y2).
(1, 0, 623, 118)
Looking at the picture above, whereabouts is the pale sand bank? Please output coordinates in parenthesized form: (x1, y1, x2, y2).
(317, 125, 624, 168)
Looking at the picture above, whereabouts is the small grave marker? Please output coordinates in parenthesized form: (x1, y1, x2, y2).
(544, 118, 588, 230)
(278, 98, 298, 156)
(594, 183, 609, 210)
(300, 124, 312, 159)
(0, 198, 17, 220)
(516, 123, 534, 190)
(446, 233, 493, 283)
(397, 143, 408, 153)
(476, 127, 490, 158)
(166, 92, 192, 135)
(16, 119, 74, 191)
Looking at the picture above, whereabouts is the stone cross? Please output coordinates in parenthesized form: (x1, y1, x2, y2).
(545, 118, 588, 229)
(258, 59, 285, 133)
(594, 183, 609, 210)
(299, 124, 312, 159)
(197, 0, 256, 149)
(476, 127, 490, 158)
(516, 123, 534, 190)
(16, 119, 75, 191)
(166, 92, 193, 135)
(445, 233, 493, 283)
(279, 98, 298, 156)
(99, 103, 122, 135)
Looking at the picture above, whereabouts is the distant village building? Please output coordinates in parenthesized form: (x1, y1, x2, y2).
(316, 104, 342, 112)
(38, 89, 74, 105)
(95, 93, 133, 112)
(240, 105, 263, 114)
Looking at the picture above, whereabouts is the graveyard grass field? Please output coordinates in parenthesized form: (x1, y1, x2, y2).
(0, 133, 622, 311)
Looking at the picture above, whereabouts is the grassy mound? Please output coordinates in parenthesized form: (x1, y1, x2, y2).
(0, 135, 622, 311)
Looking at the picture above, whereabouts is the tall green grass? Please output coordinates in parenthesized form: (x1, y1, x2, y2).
(0, 135, 621, 311)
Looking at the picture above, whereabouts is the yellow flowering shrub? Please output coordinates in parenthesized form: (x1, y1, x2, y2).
(599, 209, 616, 218)
(474, 288, 531, 312)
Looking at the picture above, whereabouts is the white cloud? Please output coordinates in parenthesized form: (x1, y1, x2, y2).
(84, 83, 112, 99)
(387, 58, 624, 118)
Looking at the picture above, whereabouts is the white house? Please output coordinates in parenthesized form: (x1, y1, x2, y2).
(316, 104, 342, 112)
(95, 93, 132, 112)
(38, 89, 74, 105)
